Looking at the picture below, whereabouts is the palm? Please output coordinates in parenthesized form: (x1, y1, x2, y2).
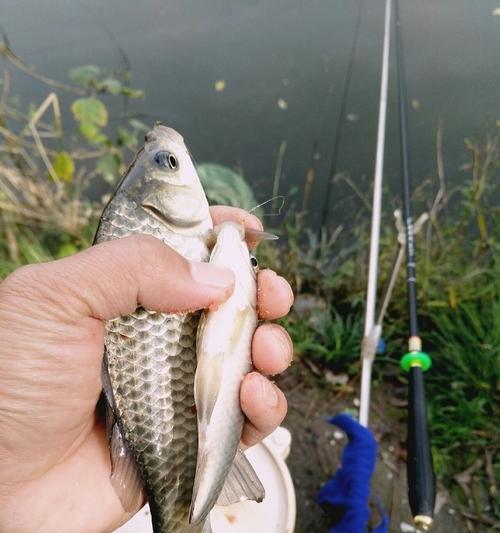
(0, 307, 130, 532)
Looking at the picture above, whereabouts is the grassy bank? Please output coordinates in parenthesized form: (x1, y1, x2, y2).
(264, 136, 499, 524)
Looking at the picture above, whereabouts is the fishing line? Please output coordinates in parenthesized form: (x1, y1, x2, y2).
(319, 0, 364, 232)
(76, 0, 131, 72)
(271, 141, 287, 211)
(249, 195, 285, 216)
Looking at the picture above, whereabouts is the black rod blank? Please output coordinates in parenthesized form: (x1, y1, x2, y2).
(408, 367, 436, 521)
(394, 0, 436, 528)
(394, 0, 418, 338)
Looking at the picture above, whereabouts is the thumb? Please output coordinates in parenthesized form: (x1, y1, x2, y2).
(1, 235, 234, 321)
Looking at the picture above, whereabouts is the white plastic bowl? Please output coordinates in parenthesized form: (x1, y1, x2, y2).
(115, 427, 296, 533)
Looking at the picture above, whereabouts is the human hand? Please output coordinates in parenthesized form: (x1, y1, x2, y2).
(0, 206, 293, 533)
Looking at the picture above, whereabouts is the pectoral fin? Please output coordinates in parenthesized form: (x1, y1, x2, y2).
(216, 449, 265, 506)
(109, 422, 144, 512)
(102, 357, 143, 512)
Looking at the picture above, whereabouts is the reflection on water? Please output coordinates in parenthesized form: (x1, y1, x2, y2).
(1, 0, 500, 226)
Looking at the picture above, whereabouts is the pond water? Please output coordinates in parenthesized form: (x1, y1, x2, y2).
(1, 0, 500, 228)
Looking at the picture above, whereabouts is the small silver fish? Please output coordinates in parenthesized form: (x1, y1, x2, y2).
(190, 222, 266, 525)
(95, 124, 212, 533)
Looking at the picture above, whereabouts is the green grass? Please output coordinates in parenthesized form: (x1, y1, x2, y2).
(426, 295, 499, 481)
(288, 306, 364, 370)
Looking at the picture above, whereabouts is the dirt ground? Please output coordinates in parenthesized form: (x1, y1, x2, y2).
(276, 361, 482, 533)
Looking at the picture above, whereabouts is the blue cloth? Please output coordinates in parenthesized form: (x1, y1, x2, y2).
(317, 414, 389, 533)
(376, 338, 386, 354)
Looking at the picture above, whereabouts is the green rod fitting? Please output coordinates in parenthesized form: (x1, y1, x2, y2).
(400, 351, 432, 372)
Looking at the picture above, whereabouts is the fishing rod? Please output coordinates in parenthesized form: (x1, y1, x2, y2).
(316, 2, 392, 532)
(319, 0, 364, 231)
(359, 0, 391, 429)
(394, 0, 436, 529)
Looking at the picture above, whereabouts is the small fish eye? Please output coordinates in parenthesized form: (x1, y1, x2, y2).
(250, 256, 258, 268)
(168, 154, 178, 170)
(154, 151, 179, 170)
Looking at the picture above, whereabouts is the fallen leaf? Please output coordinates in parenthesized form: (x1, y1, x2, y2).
(214, 80, 226, 92)
(277, 98, 288, 110)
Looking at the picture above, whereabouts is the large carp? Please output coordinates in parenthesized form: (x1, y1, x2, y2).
(95, 124, 265, 533)
(95, 124, 212, 533)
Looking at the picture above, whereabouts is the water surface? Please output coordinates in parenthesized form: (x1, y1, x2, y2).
(1, 0, 499, 226)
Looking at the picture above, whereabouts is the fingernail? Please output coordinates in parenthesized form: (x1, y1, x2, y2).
(244, 214, 264, 232)
(277, 276, 295, 307)
(190, 262, 234, 289)
(259, 375, 279, 407)
(270, 325, 293, 356)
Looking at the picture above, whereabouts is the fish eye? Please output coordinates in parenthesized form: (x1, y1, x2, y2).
(154, 150, 179, 170)
(250, 255, 258, 269)
(168, 154, 178, 169)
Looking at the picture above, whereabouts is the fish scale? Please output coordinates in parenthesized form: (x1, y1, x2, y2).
(97, 186, 209, 532)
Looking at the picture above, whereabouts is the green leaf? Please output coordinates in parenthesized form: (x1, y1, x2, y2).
(120, 87, 145, 99)
(71, 97, 108, 128)
(197, 163, 259, 213)
(117, 127, 138, 148)
(129, 118, 150, 132)
(79, 122, 108, 144)
(96, 153, 121, 184)
(52, 151, 75, 182)
(98, 78, 123, 95)
(57, 243, 78, 258)
(69, 65, 101, 86)
(71, 98, 109, 144)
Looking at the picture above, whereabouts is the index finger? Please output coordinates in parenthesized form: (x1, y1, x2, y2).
(209, 206, 263, 249)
